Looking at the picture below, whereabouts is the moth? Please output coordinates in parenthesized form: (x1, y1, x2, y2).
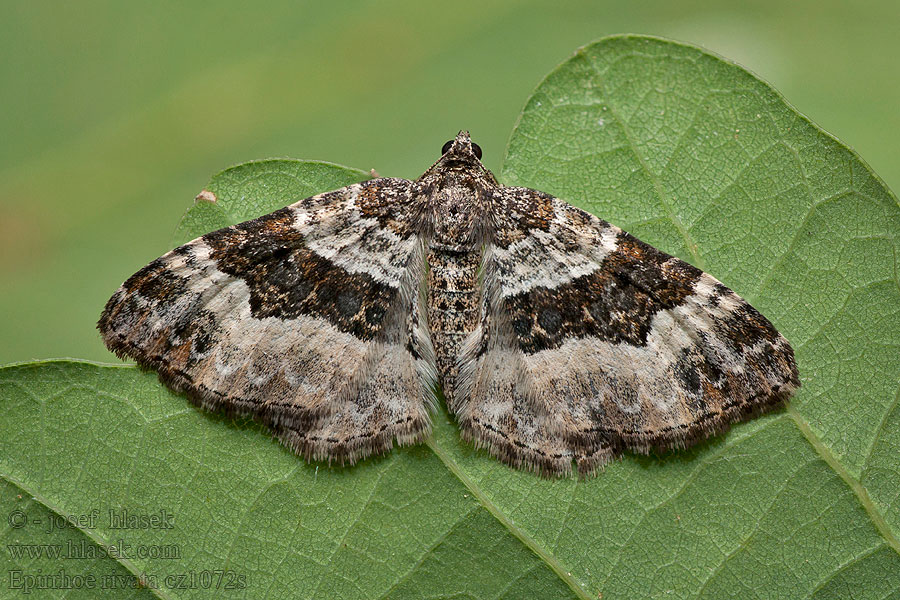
(99, 131, 799, 477)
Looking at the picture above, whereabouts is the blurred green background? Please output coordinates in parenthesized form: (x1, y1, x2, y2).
(2, 1, 898, 364)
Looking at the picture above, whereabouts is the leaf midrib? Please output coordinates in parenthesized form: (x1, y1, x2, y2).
(425, 439, 592, 600)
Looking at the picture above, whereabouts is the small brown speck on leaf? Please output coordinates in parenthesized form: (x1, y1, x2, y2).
(195, 189, 217, 204)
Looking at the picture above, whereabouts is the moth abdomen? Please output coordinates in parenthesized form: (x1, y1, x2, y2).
(426, 246, 482, 402)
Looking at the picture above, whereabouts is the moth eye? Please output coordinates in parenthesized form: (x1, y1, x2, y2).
(471, 142, 483, 160)
(441, 140, 454, 155)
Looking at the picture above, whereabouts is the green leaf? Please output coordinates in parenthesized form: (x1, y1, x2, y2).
(2, 35, 898, 599)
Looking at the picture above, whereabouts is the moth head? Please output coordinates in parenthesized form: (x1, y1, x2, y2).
(441, 131, 482, 160)
(416, 130, 497, 191)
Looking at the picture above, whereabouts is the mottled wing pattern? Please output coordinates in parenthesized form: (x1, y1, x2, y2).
(99, 178, 437, 464)
(457, 187, 800, 477)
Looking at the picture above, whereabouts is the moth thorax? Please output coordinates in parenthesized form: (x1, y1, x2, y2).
(431, 185, 486, 249)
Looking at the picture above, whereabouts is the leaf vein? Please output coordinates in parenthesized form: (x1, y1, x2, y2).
(786, 405, 900, 556)
(425, 439, 590, 600)
(0, 469, 173, 600)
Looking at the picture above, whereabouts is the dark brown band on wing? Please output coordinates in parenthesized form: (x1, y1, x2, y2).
(203, 207, 397, 341)
(503, 232, 704, 353)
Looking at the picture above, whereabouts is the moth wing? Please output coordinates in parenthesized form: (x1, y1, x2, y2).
(457, 187, 799, 477)
(99, 178, 437, 464)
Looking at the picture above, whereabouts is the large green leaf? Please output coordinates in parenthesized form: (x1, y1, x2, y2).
(2, 35, 898, 599)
